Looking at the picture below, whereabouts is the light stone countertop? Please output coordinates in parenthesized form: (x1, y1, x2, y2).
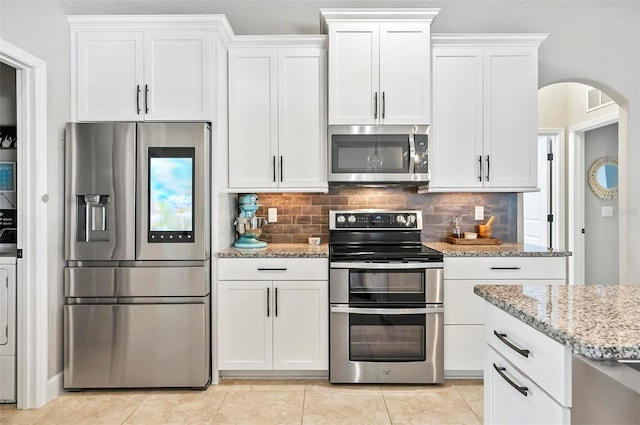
(474, 284, 640, 360)
(426, 242, 571, 257)
(216, 243, 329, 258)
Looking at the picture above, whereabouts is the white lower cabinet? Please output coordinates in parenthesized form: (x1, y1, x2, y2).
(444, 256, 566, 378)
(217, 258, 328, 371)
(485, 345, 570, 425)
(484, 303, 571, 424)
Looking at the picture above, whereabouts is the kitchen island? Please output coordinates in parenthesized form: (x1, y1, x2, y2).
(475, 284, 640, 424)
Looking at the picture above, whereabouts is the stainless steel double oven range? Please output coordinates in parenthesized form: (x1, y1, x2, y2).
(329, 209, 444, 384)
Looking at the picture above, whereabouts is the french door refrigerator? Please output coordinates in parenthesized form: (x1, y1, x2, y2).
(63, 122, 210, 389)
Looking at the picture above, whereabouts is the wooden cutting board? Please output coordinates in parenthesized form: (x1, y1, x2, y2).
(447, 236, 502, 245)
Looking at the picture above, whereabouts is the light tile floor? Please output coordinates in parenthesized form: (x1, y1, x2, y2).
(0, 379, 483, 425)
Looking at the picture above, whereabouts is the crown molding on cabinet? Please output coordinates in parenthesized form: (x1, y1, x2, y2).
(66, 15, 235, 48)
(319, 8, 440, 33)
(431, 33, 549, 46)
(230, 35, 327, 49)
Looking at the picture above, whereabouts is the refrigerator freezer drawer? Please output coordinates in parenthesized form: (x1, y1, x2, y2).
(65, 266, 209, 297)
(64, 301, 210, 389)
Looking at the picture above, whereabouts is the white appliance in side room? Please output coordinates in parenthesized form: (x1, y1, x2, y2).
(0, 256, 17, 403)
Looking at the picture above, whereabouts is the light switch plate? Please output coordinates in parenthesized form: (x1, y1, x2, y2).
(475, 206, 484, 221)
(268, 208, 278, 223)
(602, 206, 614, 217)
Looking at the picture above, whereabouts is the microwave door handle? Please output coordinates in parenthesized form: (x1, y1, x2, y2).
(409, 134, 416, 174)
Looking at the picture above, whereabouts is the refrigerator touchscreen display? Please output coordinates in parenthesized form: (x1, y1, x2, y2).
(148, 147, 195, 243)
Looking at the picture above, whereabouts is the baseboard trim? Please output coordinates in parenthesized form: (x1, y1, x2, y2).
(47, 372, 63, 402)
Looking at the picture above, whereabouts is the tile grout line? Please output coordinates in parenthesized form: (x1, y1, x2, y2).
(119, 394, 147, 425)
(301, 384, 308, 425)
(211, 391, 230, 423)
(452, 384, 483, 425)
(381, 390, 394, 425)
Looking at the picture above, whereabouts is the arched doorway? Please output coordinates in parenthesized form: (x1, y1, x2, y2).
(528, 82, 622, 285)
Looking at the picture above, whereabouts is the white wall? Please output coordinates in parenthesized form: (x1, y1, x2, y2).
(0, 0, 639, 378)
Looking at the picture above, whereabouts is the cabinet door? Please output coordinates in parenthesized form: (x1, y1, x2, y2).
(218, 281, 272, 370)
(272, 281, 328, 370)
(444, 324, 484, 376)
(379, 23, 430, 125)
(76, 32, 144, 121)
(328, 23, 379, 125)
(278, 48, 327, 189)
(430, 47, 484, 189)
(144, 32, 211, 121)
(483, 46, 538, 189)
(228, 48, 279, 189)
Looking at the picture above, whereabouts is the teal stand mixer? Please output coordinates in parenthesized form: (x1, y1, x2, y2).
(233, 194, 268, 248)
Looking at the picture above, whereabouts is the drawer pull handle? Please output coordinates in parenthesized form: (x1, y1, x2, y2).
(266, 287, 270, 317)
(490, 267, 522, 270)
(493, 363, 529, 397)
(494, 330, 530, 358)
(257, 268, 288, 271)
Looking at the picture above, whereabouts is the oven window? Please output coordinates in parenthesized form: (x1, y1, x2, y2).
(349, 270, 425, 303)
(331, 135, 410, 173)
(349, 313, 425, 362)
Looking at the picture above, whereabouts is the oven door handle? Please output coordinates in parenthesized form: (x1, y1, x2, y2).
(330, 262, 443, 270)
(330, 305, 443, 315)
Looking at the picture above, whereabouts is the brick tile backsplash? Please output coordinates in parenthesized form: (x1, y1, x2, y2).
(251, 187, 517, 244)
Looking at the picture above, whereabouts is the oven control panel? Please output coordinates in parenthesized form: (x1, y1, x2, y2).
(330, 210, 422, 230)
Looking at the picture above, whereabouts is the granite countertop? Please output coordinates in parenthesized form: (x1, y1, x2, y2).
(474, 284, 640, 360)
(216, 243, 329, 258)
(426, 242, 571, 257)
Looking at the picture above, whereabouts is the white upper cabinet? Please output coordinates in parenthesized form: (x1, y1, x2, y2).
(75, 31, 144, 121)
(228, 37, 327, 192)
(321, 9, 438, 126)
(143, 32, 211, 121)
(429, 35, 546, 192)
(68, 15, 232, 122)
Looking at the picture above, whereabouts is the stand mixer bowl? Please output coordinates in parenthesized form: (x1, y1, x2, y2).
(234, 216, 267, 248)
(234, 217, 266, 237)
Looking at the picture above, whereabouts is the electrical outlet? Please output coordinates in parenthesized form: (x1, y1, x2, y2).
(475, 206, 484, 221)
(268, 208, 277, 223)
(602, 206, 614, 217)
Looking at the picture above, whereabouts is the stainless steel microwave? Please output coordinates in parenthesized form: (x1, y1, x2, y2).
(328, 125, 429, 183)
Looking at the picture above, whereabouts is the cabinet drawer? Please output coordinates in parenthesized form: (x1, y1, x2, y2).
(218, 258, 328, 281)
(486, 345, 570, 425)
(445, 279, 565, 324)
(485, 303, 571, 407)
(445, 257, 566, 280)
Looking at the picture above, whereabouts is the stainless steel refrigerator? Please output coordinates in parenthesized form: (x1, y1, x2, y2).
(63, 122, 210, 389)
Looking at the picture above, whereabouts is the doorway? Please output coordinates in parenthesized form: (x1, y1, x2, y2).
(584, 123, 619, 284)
(523, 132, 563, 249)
(533, 82, 620, 285)
(0, 38, 49, 408)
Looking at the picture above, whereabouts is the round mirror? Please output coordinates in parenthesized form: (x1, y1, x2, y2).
(588, 156, 618, 199)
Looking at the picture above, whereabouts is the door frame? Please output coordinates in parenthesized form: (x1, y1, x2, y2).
(567, 112, 619, 285)
(0, 39, 49, 408)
